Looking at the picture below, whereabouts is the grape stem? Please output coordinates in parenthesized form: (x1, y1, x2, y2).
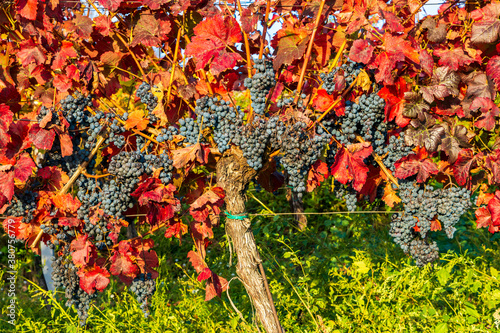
(294, 0, 327, 104)
(31, 135, 107, 251)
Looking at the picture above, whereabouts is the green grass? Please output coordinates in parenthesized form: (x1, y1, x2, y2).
(2, 182, 500, 332)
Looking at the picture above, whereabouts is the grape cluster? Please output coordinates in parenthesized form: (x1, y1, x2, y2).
(130, 273, 156, 318)
(389, 181, 471, 266)
(276, 92, 307, 109)
(233, 117, 274, 170)
(178, 117, 201, 146)
(5, 191, 38, 223)
(334, 182, 357, 212)
(320, 60, 363, 94)
(244, 59, 276, 115)
(381, 133, 413, 171)
(108, 151, 145, 179)
(51, 246, 96, 326)
(194, 96, 244, 154)
(278, 122, 331, 197)
(136, 82, 158, 112)
(331, 92, 385, 147)
(409, 238, 440, 268)
(41, 218, 76, 248)
(156, 126, 179, 143)
(144, 152, 173, 184)
(36, 106, 60, 125)
(60, 93, 93, 126)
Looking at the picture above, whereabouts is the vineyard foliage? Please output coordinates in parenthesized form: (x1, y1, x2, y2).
(1, 0, 500, 327)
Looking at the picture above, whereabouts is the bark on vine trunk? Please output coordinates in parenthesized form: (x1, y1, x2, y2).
(286, 188, 307, 231)
(216, 147, 282, 333)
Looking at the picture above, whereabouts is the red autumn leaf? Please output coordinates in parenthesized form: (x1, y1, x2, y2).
(59, 217, 81, 227)
(359, 164, 383, 202)
(394, 147, 438, 183)
(431, 217, 442, 231)
(378, 77, 410, 127)
(125, 110, 149, 131)
(475, 207, 497, 233)
(29, 124, 56, 151)
(71, 14, 94, 39)
(418, 48, 434, 76)
(164, 221, 188, 239)
(94, 16, 112, 36)
(485, 149, 500, 185)
(96, 0, 123, 11)
(141, 0, 169, 10)
(330, 142, 373, 191)
(471, 97, 500, 131)
(489, 191, 500, 224)
(17, 0, 38, 20)
(185, 16, 242, 75)
(17, 40, 47, 67)
(51, 193, 81, 213)
(471, 19, 500, 44)
(187, 250, 207, 274)
(52, 41, 78, 70)
(380, 10, 404, 33)
(77, 265, 111, 294)
(0, 104, 13, 148)
(131, 12, 171, 47)
(453, 149, 477, 186)
(13, 153, 36, 183)
(37, 166, 69, 191)
(372, 52, 399, 85)
(189, 187, 225, 223)
(53, 73, 72, 92)
(434, 47, 475, 71)
(0, 172, 15, 201)
(348, 39, 374, 64)
(255, 160, 285, 193)
(385, 34, 420, 64)
(313, 89, 336, 112)
(70, 235, 97, 267)
(172, 143, 210, 168)
(271, 25, 309, 70)
(198, 267, 212, 282)
(58, 132, 74, 157)
(205, 272, 229, 301)
(307, 160, 329, 192)
(110, 241, 140, 277)
(486, 55, 500, 89)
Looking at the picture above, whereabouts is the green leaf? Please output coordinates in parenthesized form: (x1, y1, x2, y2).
(434, 322, 448, 333)
(436, 268, 450, 286)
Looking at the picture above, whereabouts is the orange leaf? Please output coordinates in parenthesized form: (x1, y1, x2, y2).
(125, 110, 149, 131)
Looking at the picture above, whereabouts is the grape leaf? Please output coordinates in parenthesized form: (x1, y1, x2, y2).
(471, 97, 499, 131)
(453, 149, 477, 186)
(58, 217, 81, 227)
(394, 146, 438, 183)
(185, 16, 242, 75)
(380, 10, 404, 33)
(189, 187, 225, 223)
(70, 235, 97, 267)
(131, 12, 171, 47)
(471, 19, 500, 44)
(313, 89, 336, 112)
(438, 122, 471, 163)
(420, 67, 460, 103)
(434, 47, 475, 71)
(125, 110, 149, 131)
(187, 250, 207, 273)
(110, 251, 139, 280)
(17, 40, 47, 67)
(378, 77, 411, 127)
(0, 105, 13, 148)
(172, 143, 210, 169)
(205, 272, 228, 301)
(52, 41, 78, 70)
(463, 71, 496, 101)
(0, 171, 15, 201)
(94, 16, 112, 36)
(382, 182, 401, 208)
(476, 191, 500, 233)
(330, 142, 373, 191)
(78, 265, 111, 294)
(418, 48, 434, 76)
(485, 149, 500, 185)
(17, 0, 38, 20)
(307, 160, 329, 192)
(348, 39, 374, 64)
(164, 221, 188, 239)
(29, 124, 56, 151)
(272, 25, 310, 70)
(486, 55, 500, 89)
(402, 91, 429, 120)
(96, 0, 123, 11)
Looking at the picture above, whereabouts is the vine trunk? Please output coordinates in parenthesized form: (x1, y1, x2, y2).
(216, 147, 282, 333)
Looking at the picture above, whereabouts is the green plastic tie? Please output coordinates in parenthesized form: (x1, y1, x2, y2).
(225, 212, 249, 220)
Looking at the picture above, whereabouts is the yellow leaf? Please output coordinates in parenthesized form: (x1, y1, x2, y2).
(356, 70, 371, 91)
(125, 110, 149, 131)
